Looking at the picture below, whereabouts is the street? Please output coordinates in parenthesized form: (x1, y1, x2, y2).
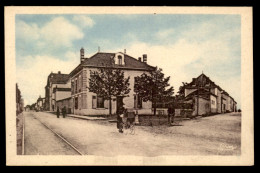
(24, 111, 241, 156)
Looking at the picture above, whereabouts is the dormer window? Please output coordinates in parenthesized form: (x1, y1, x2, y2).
(115, 53, 125, 65)
(118, 55, 122, 65)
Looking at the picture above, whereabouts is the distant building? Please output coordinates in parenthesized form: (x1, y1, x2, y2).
(36, 96, 45, 111)
(44, 71, 71, 111)
(66, 47, 155, 115)
(25, 105, 30, 112)
(182, 73, 237, 116)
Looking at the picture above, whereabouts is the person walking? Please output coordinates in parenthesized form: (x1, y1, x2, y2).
(117, 106, 124, 133)
(57, 106, 60, 118)
(62, 106, 67, 118)
(168, 105, 174, 125)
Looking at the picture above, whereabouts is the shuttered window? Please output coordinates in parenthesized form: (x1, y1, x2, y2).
(75, 79, 77, 93)
(92, 96, 97, 109)
(104, 100, 109, 109)
(97, 97, 104, 108)
(134, 94, 142, 108)
(75, 97, 78, 109)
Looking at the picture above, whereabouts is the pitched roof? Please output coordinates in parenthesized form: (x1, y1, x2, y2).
(48, 73, 70, 85)
(83, 52, 155, 70)
(184, 88, 215, 101)
(183, 73, 237, 102)
(184, 73, 223, 91)
(70, 52, 156, 76)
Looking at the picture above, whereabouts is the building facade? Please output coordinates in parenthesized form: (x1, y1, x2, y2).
(36, 96, 45, 111)
(68, 48, 156, 115)
(182, 73, 237, 116)
(44, 71, 71, 111)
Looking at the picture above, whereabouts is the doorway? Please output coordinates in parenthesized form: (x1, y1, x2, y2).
(116, 96, 124, 114)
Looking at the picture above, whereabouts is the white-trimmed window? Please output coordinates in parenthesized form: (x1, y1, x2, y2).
(134, 94, 142, 109)
(118, 55, 122, 65)
(97, 96, 104, 108)
(92, 96, 105, 108)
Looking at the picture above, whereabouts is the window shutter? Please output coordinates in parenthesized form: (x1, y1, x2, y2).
(104, 100, 109, 109)
(92, 96, 97, 109)
(134, 95, 137, 108)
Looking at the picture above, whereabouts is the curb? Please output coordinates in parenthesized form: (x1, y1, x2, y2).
(67, 115, 107, 121)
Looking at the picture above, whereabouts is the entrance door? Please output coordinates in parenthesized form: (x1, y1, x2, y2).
(116, 96, 124, 114)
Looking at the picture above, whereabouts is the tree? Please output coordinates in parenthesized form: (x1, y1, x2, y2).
(134, 67, 174, 118)
(16, 83, 22, 115)
(176, 82, 188, 101)
(88, 67, 131, 116)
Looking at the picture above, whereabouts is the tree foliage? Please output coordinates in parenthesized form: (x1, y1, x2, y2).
(176, 82, 188, 100)
(134, 67, 174, 116)
(88, 67, 131, 115)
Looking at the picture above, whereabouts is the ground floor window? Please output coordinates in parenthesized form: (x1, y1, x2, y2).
(75, 97, 78, 109)
(92, 96, 104, 108)
(97, 96, 104, 108)
(134, 95, 142, 108)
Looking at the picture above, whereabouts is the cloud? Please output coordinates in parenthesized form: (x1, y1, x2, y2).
(156, 28, 175, 39)
(72, 15, 95, 28)
(16, 16, 84, 48)
(16, 53, 79, 106)
(112, 37, 241, 108)
(40, 17, 84, 47)
(16, 20, 40, 41)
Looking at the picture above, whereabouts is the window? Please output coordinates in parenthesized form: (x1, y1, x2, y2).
(92, 96, 97, 108)
(75, 79, 77, 93)
(118, 55, 122, 65)
(134, 95, 142, 108)
(97, 96, 104, 108)
(71, 81, 74, 94)
(211, 100, 215, 105)
(75, 97, 78, 109)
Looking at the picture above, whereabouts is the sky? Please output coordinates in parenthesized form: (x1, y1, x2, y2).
(15, 14, 241, 108)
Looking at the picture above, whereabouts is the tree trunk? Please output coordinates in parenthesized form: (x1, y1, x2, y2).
(153, 101, 157, 116)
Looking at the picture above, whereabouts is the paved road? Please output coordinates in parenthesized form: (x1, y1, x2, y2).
(24, 111, 241, 156)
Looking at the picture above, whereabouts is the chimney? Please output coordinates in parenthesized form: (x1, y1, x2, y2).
(143, 54, 147, 63)
(58, 71, 61, 74)
(80, 47, 85, 63)
(124, 49, 126, 54)
(138, 57, 142, 61)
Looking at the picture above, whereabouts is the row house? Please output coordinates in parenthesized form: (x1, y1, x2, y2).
(44, 71, 71, 111)
(68, 48, 156, 115)
(182, 73, 237, 116)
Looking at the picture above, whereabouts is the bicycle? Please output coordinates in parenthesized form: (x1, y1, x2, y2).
(121, 116, 135, 135)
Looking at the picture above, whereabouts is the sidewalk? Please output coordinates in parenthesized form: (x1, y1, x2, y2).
(43, 111, 107, 121)
(67, 114, 107, 120)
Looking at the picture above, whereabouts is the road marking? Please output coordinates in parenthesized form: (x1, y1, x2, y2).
(31, 114, 85, 155)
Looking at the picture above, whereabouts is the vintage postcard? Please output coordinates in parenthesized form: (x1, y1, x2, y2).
(5, 6, 253, 166)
